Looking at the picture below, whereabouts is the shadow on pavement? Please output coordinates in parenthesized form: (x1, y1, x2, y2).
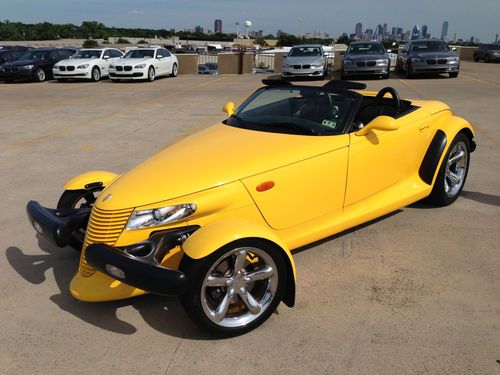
(461, 190, 500, 207)
(5, 234, 214, 340)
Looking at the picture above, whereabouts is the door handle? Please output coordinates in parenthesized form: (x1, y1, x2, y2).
(419, 124, 429, 132)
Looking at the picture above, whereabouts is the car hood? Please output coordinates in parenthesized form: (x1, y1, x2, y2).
(58, 58, 98, 65)
(344, 53, 387, 60)
(284, 56, 324, 64)
(98, 124, 348, 210)
(5, 59, 36, 67)
(114, 58, 151, 65)
(411, 51, 457, 59)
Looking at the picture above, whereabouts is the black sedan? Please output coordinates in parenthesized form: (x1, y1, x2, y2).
(2, 47, 76, 82)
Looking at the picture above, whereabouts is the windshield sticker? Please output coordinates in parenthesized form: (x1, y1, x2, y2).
(321, 119, 336, 128)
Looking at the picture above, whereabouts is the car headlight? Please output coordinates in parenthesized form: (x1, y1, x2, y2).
(135, 64, 147, 69)
(282, 63, 291, 68)
(77, 64, 89, 69)
(125, 204, 197, 230)
(343, 60, 353, 65)
(53, 65, 59, 70)
(411, 58, 423, 63)
(448, 57, 459, 63)
(109, 64, 115, 69)
(22, 65, 34, 70)
(376, 59, 389, 65)
(311, 63, 324, 68)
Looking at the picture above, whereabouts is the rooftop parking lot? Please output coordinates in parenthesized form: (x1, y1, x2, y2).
(1, 62, 499, 374)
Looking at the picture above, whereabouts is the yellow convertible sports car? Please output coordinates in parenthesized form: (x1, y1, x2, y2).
(27, 79, 475, 335)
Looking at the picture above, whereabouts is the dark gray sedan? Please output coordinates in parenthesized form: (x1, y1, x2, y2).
(397, 39, 459, 78)
(341, 42, 390, 80)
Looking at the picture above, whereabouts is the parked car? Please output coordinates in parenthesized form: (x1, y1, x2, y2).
(1, 47, 76, 82)
(0, 45, 33, 51)
(27, 79, 475, 335)
(396, 39, 459, 78)
(0, 49, 26, 80)
(281, 44, 327, 79)
(341, 41, 390, 80)
(198, 62, 218, 75)
(473, 43, 500, 63)
(53, 48, 123, 82)
(109, 47, 178, 82)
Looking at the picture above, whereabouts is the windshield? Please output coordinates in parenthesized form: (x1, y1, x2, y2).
(124, 49, 155, 58)
(289, 47, 322, 57)
(73, 50, 102, 59)
(224, 86, 356, 136)
(348, 43, 385, 54)
(411, 41, 450, 52)
(18, 50, 50, 61)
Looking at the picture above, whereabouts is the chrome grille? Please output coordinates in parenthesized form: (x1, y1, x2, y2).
(116, 66, 123, 71)
(67, 66, 75, 71)
(124, 66, 133, 71)
(59, 66, 66, 71)
(79, 206, 133, 277)
(438, 58, 447, 64)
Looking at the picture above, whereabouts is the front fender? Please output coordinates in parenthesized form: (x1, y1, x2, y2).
(63, 171, 119, 191)
(182, 219, 296, 307)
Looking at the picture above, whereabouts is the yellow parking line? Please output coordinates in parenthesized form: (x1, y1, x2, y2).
(6, 78, 225, 151)
(394, 77, 435, 100)
(460, 74, 500, 89)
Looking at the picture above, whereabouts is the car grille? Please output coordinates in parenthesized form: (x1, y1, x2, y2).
(124, 66, 133, 71)
(79, 206, 133, 277)
(438, 58, 447, 64)
(367, 61, 376, 67)
(292, 64, 314, 69)
(67, 66, 75, 71)
(426, 59, 437, 65)
(116, 66, 123, 71)
(4, 67, 18, 73)
(59, 66, 66, 71)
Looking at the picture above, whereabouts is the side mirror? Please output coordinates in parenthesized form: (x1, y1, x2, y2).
(386, 49, 392, 53)
(451, 47, 457, 51)
(223, 101, 235, 117)
(103, 55, 110, 60)
(355, 116, 398, 136)
(156, 55, 163, 59)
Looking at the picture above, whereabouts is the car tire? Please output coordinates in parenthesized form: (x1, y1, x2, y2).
(35, 67, 46, 82)
(56, 188, 103, 251)
(340, 71, 348, 80)
(473, 55, 479, 62)
(427, 132, 470, 207)
(484, 55, 490, 63)
(147, 66, 155, 82)
(171, 63, 178, 77)
(449, 72, 459, 78)
(91, 66, 101, 82)
(179, 238, 287, 336)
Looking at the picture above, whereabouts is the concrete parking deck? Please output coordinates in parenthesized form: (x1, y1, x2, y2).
(1, 62, 499, 374)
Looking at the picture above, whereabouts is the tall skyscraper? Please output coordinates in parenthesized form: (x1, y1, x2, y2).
(355, 22, 362, 38)
(495, 34, 499, 43)
(422, 25, 429, 38)
(441, 21, 448, 40)
(214, 19, 222, 33)
(195, 25, 204, 33)
(412, 25, 422, 40)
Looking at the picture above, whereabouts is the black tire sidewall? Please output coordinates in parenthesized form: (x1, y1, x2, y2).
(428, 132, 470, 206)
(179, 238, 288, 336)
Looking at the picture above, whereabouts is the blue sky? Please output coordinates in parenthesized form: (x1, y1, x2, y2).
(3, 0, 499, 42)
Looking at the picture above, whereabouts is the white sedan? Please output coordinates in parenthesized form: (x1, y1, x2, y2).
(108, 47, 178, 82)
(53, 48, 124, 82)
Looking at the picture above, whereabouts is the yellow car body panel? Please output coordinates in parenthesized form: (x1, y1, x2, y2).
(63, 170, 119, 191)
(58, 89, 473, 303)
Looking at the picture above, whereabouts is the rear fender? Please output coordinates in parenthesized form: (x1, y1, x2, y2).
(63, 171, 119, 191)
(182, 220, 296, 307)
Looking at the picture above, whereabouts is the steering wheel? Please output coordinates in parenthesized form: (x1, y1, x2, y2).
(375, 87, 402, 111)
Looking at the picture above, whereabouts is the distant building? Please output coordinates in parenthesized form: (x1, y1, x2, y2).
(355, 23, 362, 38)
(441, 21, 448, 40)
(365, 29, 373, 38)
(383, 23, 388, 35)
(195, 25, 204, 33)
(453, 33, 458, 43)
(496, 34, 499, 43)
(412, 25, 422, 40)
(214, 19, 222, 33)
(422, 25, 429, 39)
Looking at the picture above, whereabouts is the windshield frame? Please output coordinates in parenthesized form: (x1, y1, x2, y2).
(73, 49, 103, 59)
(123, 49, 155, 59)
(223, 85, 362, 136)
(410, 41, 451, 52)
(288, 46, 323, 57)
(347, 43, 386, 54)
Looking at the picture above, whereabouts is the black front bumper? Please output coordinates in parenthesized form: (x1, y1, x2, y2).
(85, 226, 199, 296)
(26, 200, 89, 248)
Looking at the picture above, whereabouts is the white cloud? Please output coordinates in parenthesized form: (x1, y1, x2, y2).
(129, 10, 144, 15)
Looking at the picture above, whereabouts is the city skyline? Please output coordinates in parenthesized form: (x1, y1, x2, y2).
(2, 0, 499, 42)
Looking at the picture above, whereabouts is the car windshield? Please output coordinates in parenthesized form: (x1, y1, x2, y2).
(348, 43, 385, 54)
(289, 47, 322, 57)
(487, 44, 500, 50)
(224, 86, 356, 136)
(73, 50, 102, 59)
(411, 41, 450, 52)
(18, 50, 50, 61)
(124, 49, 155, 58)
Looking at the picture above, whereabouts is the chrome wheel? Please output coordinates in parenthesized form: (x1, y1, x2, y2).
(92, 67, 100, 82)
(172, 63, 178, 77)
(36, 68, 46, 82)
(148, 66, 155, 81)
(444, 141, 468, 198)
(200, 246, 278, 328)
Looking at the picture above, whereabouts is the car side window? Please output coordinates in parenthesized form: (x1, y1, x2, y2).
(59, 50, 72, 59)
(49, 50, 59, 60)
(162, 49, 171, 57)
(112, 49, 123, 58)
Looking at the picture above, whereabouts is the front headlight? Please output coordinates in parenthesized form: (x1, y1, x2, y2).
(311, 63, 324, 68)
(411, 58, 423, 63)
(376, 59, 389, 65)
(53, 65, 59, 70)
(135, 63, 147, 69)
(448, 57, 459, 63)
(77, 64, 89, 69)
(109, 64, 115, 69)
(343, 60, 353, 65)
(22, 65, 34, 70)
(282, 63, 291, 68)
(125, 204, 197, 230)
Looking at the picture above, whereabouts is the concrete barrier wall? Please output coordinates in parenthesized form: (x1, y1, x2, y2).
(453, 46, 477, 61)
(273, 53, 286, 73)
(176, 54, 198, 74)
(217, 53, 253, 74)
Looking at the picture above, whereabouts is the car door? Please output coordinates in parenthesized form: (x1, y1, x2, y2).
(344, 110, 432, 207)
